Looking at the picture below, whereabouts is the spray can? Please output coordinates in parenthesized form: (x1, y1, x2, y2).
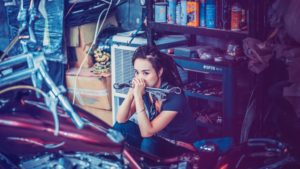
(231, 2, 242, 31)
(220, 0, 231, 29)
(240, 9, 247, 30)
(180, 0, 187, 25)
(206, 0, 216, 28)
(200, 0, 206, 27)
(176, 2, 181, 25)
(187, 0, 200, 27)
(154, 2, 167, 23)
(167, 0, 177, 24)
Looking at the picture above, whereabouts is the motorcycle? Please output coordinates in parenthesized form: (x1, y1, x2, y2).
(0, 50, 216, 168)
(1, 52, 300, 169)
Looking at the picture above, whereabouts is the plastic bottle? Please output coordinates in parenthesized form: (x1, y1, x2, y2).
(180, 0, 187, 25)
(154, 2, 167, 23)
(167, 0, 177, 24)
(187, 0, 200, 27)
(230, 2, 242, 31)
(220, 0, 231, 29)
(200, 0, 206, 27)
(176, 2, 181, 24)
(205, 0, 216, 28)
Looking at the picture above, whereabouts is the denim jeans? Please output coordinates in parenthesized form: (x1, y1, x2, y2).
(5, 0, 65, 63)
(35, 0, 65, 63)
(113, 121, 188, 158)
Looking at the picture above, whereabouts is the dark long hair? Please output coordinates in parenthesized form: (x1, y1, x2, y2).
(132, 45, 183, 87)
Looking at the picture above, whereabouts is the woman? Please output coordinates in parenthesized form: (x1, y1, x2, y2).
(113, 45, 199, 157)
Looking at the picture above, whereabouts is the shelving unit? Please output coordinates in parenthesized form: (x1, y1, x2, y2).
(148, 22, 248, 40)
(145, 0, 260, 137)
(174, 56, 235, 136)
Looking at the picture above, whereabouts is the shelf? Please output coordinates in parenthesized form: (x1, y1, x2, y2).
(184, 90, 223, 102)
(149, 22, 248, 40)
(174, 56, 234, 74)
(146, 0, 239, 136)
(146, 0, 263, 138)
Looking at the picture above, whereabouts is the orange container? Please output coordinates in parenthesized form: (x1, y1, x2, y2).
(231, 2, 242, 31)
(187, 1, 199, 27)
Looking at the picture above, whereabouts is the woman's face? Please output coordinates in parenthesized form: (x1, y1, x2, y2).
(133, 58, 162, 88)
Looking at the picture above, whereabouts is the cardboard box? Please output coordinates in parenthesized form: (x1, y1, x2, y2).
(69, 22, 96, 68)
(78, 105, 113, 126)
(68, 14, 118, 47)
(68, 15, 118, 68)
(66, 68, 112, 110)
(74, 42, 94, 68)
(69, 22, 97, 48)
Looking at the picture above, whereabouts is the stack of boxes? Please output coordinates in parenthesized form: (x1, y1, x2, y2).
(66, 17, 118, 125)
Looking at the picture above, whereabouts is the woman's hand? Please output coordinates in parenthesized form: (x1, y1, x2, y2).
(132, 77, 146, 98)
(127, 86, 134, 97)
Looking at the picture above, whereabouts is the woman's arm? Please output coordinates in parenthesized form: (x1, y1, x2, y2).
(132, 78, 178, 137)
(136, 104, 177, 137)
(116, 89, 136, 123)
(133, 82, 177, 137)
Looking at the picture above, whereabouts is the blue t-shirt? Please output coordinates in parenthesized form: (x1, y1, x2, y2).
(144, 91, 199, 143)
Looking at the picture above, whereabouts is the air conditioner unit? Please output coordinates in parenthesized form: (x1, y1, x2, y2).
(111, 34, 187, 123)
(111, 45, 136, 96)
